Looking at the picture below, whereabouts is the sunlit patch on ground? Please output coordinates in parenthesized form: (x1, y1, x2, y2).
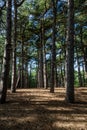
(0, 88, 87, 130)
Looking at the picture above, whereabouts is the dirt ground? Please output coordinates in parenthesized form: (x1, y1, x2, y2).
(0, 88, 87, 130)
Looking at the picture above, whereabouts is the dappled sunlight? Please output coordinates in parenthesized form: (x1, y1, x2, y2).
(53, 121, 86, 130)
(0, 116, 37, 123)
(0, 88, 87, 130)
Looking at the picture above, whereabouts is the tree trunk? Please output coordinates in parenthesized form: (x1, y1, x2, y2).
(82, 62, 85, 87)
(55, 64, 58, 87)
(11, 0, 17, 92)
(50, 0, 57, 93)
(65, 0, 74, 103)
(21, 36, 24, 88)
(38, 45, 44, 88)
(76, 47, 83, 87)
(29, 63, 32, 88)
(15, 68, 21, 88)
(0, 0, 12, 103)
(37, 20, 44, 88)
(25, 62, 29, 88)
(0, 59, 3, 74)
(42, 20, 48, 89)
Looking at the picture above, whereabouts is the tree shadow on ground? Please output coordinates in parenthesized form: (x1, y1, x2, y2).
(0, 88, 87, 130)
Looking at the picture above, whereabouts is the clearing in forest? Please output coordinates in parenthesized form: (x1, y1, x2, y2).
(0, 88, 87, 130)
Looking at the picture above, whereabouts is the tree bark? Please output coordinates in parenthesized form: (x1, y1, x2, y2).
(11, 0, 17, 92)
(0, 0, 12, 103)
(38, 44, 44, 88)
(65, 0, 74, 103)
(76, 47, 83, 87)
(50, 0, 57, 93)
(21, 36, 24, 88)
(42, 20, 48, 89)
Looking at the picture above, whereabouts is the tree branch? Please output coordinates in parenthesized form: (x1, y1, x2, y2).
(16, 0, 25, 7)
(0, 0, 6, 10)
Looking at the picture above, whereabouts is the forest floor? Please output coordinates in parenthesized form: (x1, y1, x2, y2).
(0, 88, 87, 130)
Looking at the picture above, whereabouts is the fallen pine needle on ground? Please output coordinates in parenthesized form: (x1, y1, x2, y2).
(0, 87, 87, 130)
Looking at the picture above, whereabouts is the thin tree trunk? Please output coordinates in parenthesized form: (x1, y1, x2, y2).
(76, 47, 83, 87)
(82, 62, 85, 87)
(11, 0, 17, 92)
(37, 21, 44, 88)
(50, 0, 57, 93)
(61, 64, 64, 87)
(0, 59, 3, 74)
(38, 45, 44, 88)
(42, 20, 48, 89)
(15, 68, 21, 88)
(25, 62, 29, 88)
(29, 63, 32, 88)
(55, 63, 58, 87)
(21, 36, 24, 88)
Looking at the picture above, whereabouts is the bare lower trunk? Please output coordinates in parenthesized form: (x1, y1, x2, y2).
(0, 0, 12, 103)
(65, 0, 74, 103)
(76, 47, 83, 87)
(11, 0, 17, 92)
(42, 20, 48, 89)
(50, 0, 57, 93)
(38, 47, 44, 88)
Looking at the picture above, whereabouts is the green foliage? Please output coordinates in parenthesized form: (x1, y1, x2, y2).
(74, 71, 79, 87)
(0, 35, 5, 59)
(0, 0, 87, 88)
(29, 69, 37, 88)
